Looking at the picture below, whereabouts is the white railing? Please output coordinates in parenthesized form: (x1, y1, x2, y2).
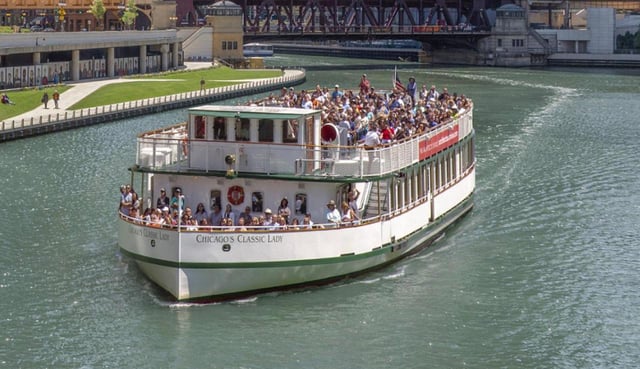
(135, 107, 474, 179)
(0, 69, 306, 133)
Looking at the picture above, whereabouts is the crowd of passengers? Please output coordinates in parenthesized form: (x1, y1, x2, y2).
(119, 186, 362, 231)
(247, 74, 471, 146)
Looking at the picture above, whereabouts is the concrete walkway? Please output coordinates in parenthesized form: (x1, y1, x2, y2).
(6, 62, 214, 124)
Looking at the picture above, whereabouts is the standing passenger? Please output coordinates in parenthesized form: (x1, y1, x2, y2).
(156, 188, 170, 209)
(277, 198, 291, 224)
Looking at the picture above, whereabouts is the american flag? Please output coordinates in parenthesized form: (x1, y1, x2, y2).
(393, 66, 405, 91)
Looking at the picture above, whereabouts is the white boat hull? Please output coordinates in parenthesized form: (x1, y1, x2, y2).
(118, 170, 474, 301)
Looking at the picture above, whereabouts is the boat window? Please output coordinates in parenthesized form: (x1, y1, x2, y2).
(213, 116, 226, 140)
(251, 192, 263, 212)
(283, 120, 298, 143)
(210, 190, 221, 210)
(258, 119, 274, 142)
(194, 116, 205, 139)
(294, 193, 307, 215)
(235, 118, 250, 141)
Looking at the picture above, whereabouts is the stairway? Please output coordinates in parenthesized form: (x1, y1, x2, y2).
(363, 180, 389, 219)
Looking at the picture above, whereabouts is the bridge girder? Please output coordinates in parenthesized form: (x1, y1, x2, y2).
(238, 0, 501, 32)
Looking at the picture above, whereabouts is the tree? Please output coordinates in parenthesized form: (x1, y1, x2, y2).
(90, 0, 106, 31)
(120, 0, 138, 30)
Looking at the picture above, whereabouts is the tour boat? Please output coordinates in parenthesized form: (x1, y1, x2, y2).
(118, 101, 475, 301)
(243, 43, 274, 57)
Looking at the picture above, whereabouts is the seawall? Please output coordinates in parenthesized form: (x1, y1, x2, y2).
(0, 69, 306, 143)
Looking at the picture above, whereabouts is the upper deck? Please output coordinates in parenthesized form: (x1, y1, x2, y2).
(135, 104, 473, 179)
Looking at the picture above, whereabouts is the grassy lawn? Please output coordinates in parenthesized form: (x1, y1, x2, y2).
(0, 86, 70, 122)
(70, 66, 282, 109)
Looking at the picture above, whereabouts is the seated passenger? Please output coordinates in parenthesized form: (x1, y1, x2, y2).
(251, 216, 261, 230)
(302, 213, 314, 229)
(235, 217, 248, 231)
(341, 201, 358, 225)
(325, 200, 341, 226)
(263, 208, 274, 226)
(290, 218, 301, 230)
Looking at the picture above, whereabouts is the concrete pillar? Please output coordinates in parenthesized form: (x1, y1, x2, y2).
(139, 45, 147, 74)
(71, 49, 80, 81)
(107, 47, 115, 77)
(172, 42, 180, 69)
(33, 52, 41, 65)
(161, 44, 169, 71)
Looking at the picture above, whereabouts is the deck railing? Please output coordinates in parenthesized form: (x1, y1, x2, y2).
(135, 106, 473, 179)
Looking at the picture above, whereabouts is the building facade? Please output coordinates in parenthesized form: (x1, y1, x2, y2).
(0, 0, 176, 31)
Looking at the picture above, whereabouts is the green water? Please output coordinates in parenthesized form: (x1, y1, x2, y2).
(1, 58, 639, 368)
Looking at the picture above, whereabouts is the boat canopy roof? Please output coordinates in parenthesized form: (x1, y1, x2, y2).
(188, 105, 321, 120)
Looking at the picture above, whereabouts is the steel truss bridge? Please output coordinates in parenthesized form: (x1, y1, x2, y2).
(193, 0, 506, 33)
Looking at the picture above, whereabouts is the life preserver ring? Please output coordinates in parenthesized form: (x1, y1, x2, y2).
(227, 185, 244, 205)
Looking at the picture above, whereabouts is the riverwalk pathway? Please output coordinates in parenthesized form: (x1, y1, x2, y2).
(0, 62, 305, 142)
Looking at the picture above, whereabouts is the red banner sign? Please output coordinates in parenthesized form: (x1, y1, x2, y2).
(418, 125, 460, 160)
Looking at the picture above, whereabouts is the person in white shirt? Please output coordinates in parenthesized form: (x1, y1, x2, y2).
(325, 200, 341, 226)
(363, 122, 381, 171)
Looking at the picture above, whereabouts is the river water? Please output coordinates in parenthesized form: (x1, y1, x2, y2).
(1, 56, 639, 368)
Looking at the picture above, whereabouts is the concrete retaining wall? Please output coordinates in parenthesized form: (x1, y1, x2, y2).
(0, 69, 306, 142)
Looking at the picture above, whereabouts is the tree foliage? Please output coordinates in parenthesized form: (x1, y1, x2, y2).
(90, 0, 106, 30)
(120, 0, 138, 30)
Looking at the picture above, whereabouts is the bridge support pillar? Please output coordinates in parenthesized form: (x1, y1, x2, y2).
(71, 49, 80, 81)
(33, 52, 41, 65)
(107, 47, 115, 77)
(172, 42, 180, 69)
(161, 44, 169, 72)
(139, 45, 147, 74)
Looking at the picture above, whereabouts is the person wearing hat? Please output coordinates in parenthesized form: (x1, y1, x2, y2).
(157, 188, 170, 210)
(170, 188, 184, 213)
(331, 84, 343, 102)
(325, 200, 341, 226)
(263, 208, 274, 226)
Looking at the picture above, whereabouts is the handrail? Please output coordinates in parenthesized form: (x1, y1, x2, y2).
(134, 105, 473, 178)
(118, 163, 475, 231)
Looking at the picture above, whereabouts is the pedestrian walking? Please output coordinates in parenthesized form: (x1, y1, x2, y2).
(41, 92, 49, 109)
(200, 78, 205, 92)
(52, 90, 60, 109)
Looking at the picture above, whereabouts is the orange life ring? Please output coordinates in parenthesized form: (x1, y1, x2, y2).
(227, 185, 244, 205)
